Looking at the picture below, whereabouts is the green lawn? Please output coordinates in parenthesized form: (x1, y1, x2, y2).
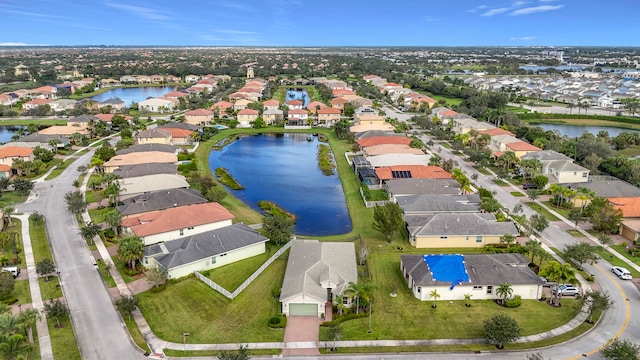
(30, 218, 53, 264)
(526, 202, 560, 221)
(510, 191, 524, 197)
(124, 315, 150, 353)
(47, 314, 81, 360)
(609, 245, 640, 268)
(87, 207, 114, 223)
(566, 230, 585, 238)
(39, 276, 62, 301)
(431, 95, 462, 106)
(137, 256, 287, 344)
(112, 256, 142, 284)
(3, 218, 27, 268)
(322, 252, 581, 341)
(13, 279, 32, 305)
(203, 245, 278, 291)
(0, 191, 28, 208)
(84, 190, 103, 204)
(45, 158, 76, 181)
(542, 201, 571, 219)
(96, 259, 117, 288)
(593, 247, 640, 278)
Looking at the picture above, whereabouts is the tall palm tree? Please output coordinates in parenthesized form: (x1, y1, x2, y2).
(567, 103, 574, 114)
(117, 236, 144, 270)
(0, 333, 32, 360)
(548, 184, 566, 207)
(496, 283, 513, 305)
(430, 289, 440, 308)
(540, 261, 577, 306)
(346, 282, 373, 314)
(497, 151, 518, 171)
(0, 313, 23, 335)
(104, 210, 123, 236)
(575, 187, 596, 214)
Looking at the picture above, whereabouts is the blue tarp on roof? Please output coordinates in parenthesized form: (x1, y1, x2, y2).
(423, 254, 470, 290)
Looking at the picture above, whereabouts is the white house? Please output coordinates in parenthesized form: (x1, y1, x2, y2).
(400, 254, 544, 302)
(138, 98, 175, 113)
(521, 150, 590, 184)
(144, 223, 268, 279)
(280, 240, 357, 317)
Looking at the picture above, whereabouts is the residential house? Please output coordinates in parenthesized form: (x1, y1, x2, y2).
(317, 107, 341, 127)
(285, 99, 303, 110)
(362, 144, 424, 156)
(287, 109, 309, 126)
(263, 99, 280, 110)
(166, 75, 180, 83)
(397, 194, 481, 214)
(382, 83, 403, 93)
(332, 89, 356, 97)
(102, 151, 177, 173)
(349, 122, 395, 133)
(185, 109, 214, 126)
(122, 202, 234, 246)
(0, 147, 34, 169)
(136, 75, 151, 84)
(354, 107, 378, 121)
(144, 223, 269, 279)
(162, 127, 195, 145)
(0, 164, 10, 179)
(100, 97, 126, 112)
(354, 130, 405, 140)
(451, 117, 495, 134)
(185, 75, 200, 83)
(504, 141, 542, 159)
(112, 163, 177, 179)
(116, 143, 177, 155)
(521, 150, 590, 184)
(400, 254, 544, 301)
(355, 114, 386, 126)
(263, 108, 283, 125)
(38, 125, 88, 136)
(385, 178, 461, 201)
(138, 98, 175, 113)
(163, 91, 189, 101)
(237, 108, 259, 127)
(405, 213, 518, 248)
(22, 98, 52, 110)
(68, 114, 97, 126)
(330, 97, 349, 111)
(10, 134, 69, 148)
(117, 174, 190, 201)
(210, 101, 234, 115)
(478, 128, 515, 137)
(135, 128, 172, 145)
(150, 74, 164, 83)
(233, 99, 252, 111)
(48, 99, 77, 112)
(279, 240, 357, 317)
(366, 153, 431, 168)
(410, 96, 437, 110)
(608, 197, 640, 242)
(117, 188, 207, 218)
(356, 136, 410, 148)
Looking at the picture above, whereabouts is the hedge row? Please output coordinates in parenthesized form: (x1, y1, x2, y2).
(320, 312, 368, 327)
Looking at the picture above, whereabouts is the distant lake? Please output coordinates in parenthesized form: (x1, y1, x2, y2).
(0, 125, 25, 144)
(519, 65, 634, 73)
(91, 86, 177, 105)
(532, 123, 640, 138)
(208, 133, 352, 236)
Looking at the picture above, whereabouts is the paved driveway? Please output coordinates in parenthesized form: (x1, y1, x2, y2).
(283, 316, 321, 356)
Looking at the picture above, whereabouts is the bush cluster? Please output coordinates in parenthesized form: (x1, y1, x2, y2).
(320, 312, 368, 327)
(268, 315, 287, 328)
(505, 295, 522, 308)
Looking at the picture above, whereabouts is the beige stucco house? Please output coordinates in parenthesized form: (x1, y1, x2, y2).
(263, 108, 283, 125)
(317, 107, 341, 127)
(280, 240, 357, 317)
(237, 108, 259, 127)
(135, 128, 172, 145)
(0, 146, 34, 168)
(144, 223, 268, 279)
(138, 98, 175, 113)
(102, 151, 177, 173)
(400, 253, 544, 301)
(185, 109, 214, 126)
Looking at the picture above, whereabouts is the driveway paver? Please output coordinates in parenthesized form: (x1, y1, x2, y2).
(283, 316, 321, 356)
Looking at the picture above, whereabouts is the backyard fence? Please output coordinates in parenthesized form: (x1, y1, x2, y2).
(359, 187, 390, 208)
(194, 240, 292, 300)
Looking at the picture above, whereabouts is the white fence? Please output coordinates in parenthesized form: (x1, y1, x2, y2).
(359, 187, 390, 208)
(194, 240, 292, 300)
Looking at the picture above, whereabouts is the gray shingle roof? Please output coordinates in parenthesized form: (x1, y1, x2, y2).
(279, 240, 357, 303)
(68, 114, 97, 123)
(406, 213, 518, 237)
(117, 188, 207, 216)
(157, 122, 200, 131)
(521, 150, 572, 162)
(386, 178, 461, 196)
(116, 143, 177, 155)
(144, 223, 268, 270)
(567, 180, 640, 198)
(112, 163, 177, 179)
(100, 97, 125, 105)
(401, 253, 543, 286)
(397, 194, 480, 214)
(354, 130, 404, 140)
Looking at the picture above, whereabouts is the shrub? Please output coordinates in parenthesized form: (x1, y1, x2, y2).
(1, 296, 18, 305)
(505, 295, 522, 308)
(268, 315, 286, 328)
(321, 312, 368, 327)
(103, 228, 115, 239)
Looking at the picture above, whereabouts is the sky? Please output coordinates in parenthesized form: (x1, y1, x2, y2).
(0, 0, 639, 47)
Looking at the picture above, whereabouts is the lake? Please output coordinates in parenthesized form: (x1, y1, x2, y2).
(532, 123, 640, 138)
(208, 133, 352, 236)
(91, 86, 177, 105)
(0, 125, 25, 144)
(519, 65, 634, 73)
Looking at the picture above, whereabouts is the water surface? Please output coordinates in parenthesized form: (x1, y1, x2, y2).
(532, 123, 640, 138)
(91, 86, 177, 105)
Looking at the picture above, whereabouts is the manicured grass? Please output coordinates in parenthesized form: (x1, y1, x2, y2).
(593, 247, 640, 278)
(542, 201, 572, 219)
(492, 179, 507, 186)
(431, 95, 462, 106)
(123, 315, 150, 353)
(203, 246, 277, 291)
(96, 258, 117, 288)
(473, 166, 491, 175)
(29, 218, 52, 265)
(610, 244, 640, 268)
(3, 218, 27, 268)
(13, 279, 32, 305)
(0, 191, 28, 208)
(47, 314, 81, 360)
(39, 276, 62, 301)
(526, 202, 560, 221)
(45, 158, 76, 181)
(0, 119, 66, 126)
(84, 190, 103, 204)
(137, 256, 287, 344)
(566, 230, 585, 238)
(510, 191, 525, 197)
(87, 206, 113, 224)
(111, 256, 141, 284)
(364, 189, 389, 201)
(163, 349, 281, 357)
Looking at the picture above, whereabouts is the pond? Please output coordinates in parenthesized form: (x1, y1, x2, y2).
(208, 133, 352, 236)
(0, 125, 25, 144)
(531, 123, 640, 138)
(285, 88, 310, 107)
(91, 86, 177, 105)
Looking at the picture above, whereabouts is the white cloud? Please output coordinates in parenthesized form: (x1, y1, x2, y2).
(481, 7, 510, 16)
(0, 42, 49, 46)
(105, 3, 169, 20)
(510, 36, 536, 41)
(511, 4, 563, 15)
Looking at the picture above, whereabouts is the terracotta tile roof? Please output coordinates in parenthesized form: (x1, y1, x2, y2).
(163, 91, 189, 98)
(384, 83, 403, 87)
(506, 142, 541, 152)
(440, 109, 458, 117)
(364, 75, 380, 80)
(125, 202, 235, 237)
(263, 99, 280, 107)
(609, 197, 640, 218)
(24, 99, 52, 105)
(479, 128, 515, 137)
(306, 101, 327, 110)
(363, 144, 424, 156)
(288, 109, 308, 115)
(0, 164, 11, 172)
(0, 146, 33, 158)
(103, 152, 177, 168)
(285, 99, 303, 106)
(238, 108, 259, 115)
(185, 109, 212, 116)
(332, 89, 356, 96)
(331, 97, 349, 105)
(163, 128, 194, 138)
(211, 101, 233, 109)
(375, 166, 451, 180)
(356, 136, 411, 147)
(317, 107, 341, 114)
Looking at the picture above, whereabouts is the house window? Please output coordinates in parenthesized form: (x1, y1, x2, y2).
(220, 253, 227, 257)
(417, 287, 421, 293)
(473, 285, 482, 290)
(343, 296, 349, 305)
(466, 236, 469, 241)
(179, 229, 184, 236)
(187, 227, 194, 230)
(440, 236, 448, 240)
(573, 172, 577, 175)
(486, 286, 493, 294)
(211, 256, 216, 264)
(582, 172, 588, 178)
(476, 236, 482, 243)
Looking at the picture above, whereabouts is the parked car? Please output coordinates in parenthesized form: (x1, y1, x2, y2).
(539, 276, 555, 287)
(523, 183, 538, 190)
(1, 266, 20, 278)
(552, 284, 580, 297)
(611, 266, 632, 280)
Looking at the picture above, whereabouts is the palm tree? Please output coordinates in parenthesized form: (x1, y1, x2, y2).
(104, 210, 123, 236)
(0, 313, 23, 335)
(117, 236, 144, 270)
(548, 184, 566, 207)
(496, 283, 513, 305)
(428, 154, 442, 167)
(476, 134, 491, 149)
(48, 138, 61, 154)
(463, 293, 472, 307)
(79, 221, 102, 245)
(2, 206, 14, 226)
(496, 151, 518, 171)
(539, 261, 577, 306)
(524, 239, 542, 264)
(0, 333, 31, 360)
(16, 309, 41, 344)
(430, 289, 440, 308)
(346, 282, 373, 314)
(575, 187, 596, 214)
(567, 103, 574, 114)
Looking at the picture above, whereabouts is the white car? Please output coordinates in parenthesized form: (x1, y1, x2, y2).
(611, 266, 632, 280)
(552, 284, 580, 297)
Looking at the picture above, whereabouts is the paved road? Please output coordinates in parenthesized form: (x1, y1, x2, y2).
(16, 149, 147, 360)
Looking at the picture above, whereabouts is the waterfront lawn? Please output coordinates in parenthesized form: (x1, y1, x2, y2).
(137, 256, 287, 344)
(202, 244, 277, 291)
(322, 252, 581, 341)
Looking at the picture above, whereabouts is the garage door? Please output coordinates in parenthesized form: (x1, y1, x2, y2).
(289, 303, 318, 316)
